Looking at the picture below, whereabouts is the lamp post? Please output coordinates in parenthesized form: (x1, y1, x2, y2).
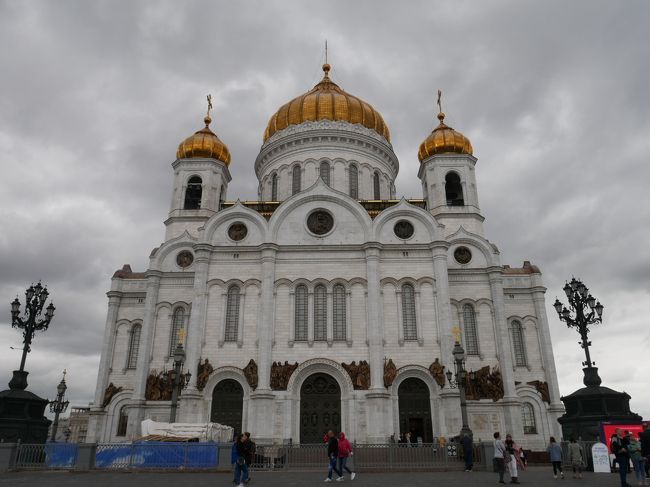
(169, 342, 191, 423)
(445, 335, 475, 438)
(49, 370, 69, 442)
(553, 277, 604, 386)
(10, 282, 55, 389)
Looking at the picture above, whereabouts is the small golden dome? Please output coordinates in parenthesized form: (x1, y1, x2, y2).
(177, 115, 231, 165)
(263, 64, 390, 143)
(418, 112, 473, 162)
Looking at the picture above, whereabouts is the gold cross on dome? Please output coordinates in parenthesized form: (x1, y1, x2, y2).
(451, 326, 461, 344)
(206, 94, 213, 118)
(177, 328, 185, 345)
(437, 89, 443, 114)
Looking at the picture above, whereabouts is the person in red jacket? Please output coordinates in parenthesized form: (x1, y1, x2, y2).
(337, 432, 357, 480)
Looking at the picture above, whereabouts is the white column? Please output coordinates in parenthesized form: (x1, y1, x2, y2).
(430, 244, 453, 367)
(93, 291, 122, 407)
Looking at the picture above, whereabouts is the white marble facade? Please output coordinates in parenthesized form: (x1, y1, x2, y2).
(87, 83, 564, 450)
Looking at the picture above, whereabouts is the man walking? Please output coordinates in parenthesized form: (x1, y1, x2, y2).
(611, 428, 631, 487)
(234, 432, 253, 487)
(460, 433, 473, 472)
(640, 423, 650, 480)
(493, 432, 507, 484)
(325, 430, 343, 482)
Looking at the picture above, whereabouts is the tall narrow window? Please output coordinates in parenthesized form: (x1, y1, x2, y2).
(292, 165, 301, 195)
(401, 283, 417, 340)
(126, 324, 141, 369)
(219, 185, 226, 210)
(314, 285, 327, 341)
(320, 161, 330, 186)
(349, 165, 359, 199)
(463, 304, 479, 355)
(184, 176, 202, 209)
(522, 403, 537, 434)
(271, 173, 278, 201)
(294, 285, 308, 341)
(116, 407, 128, 437)
(225, 286, 241, 342)
(511, 320, 527, 366)
(333, 284, 346, 341)
(373, 171, 381, 199)
(170, 307, 185, 356)
(445, 172, 464, 206)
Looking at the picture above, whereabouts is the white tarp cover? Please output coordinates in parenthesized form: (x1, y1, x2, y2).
(141, 419, 234, 443)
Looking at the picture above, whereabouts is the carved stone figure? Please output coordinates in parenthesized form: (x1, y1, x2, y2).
(343, 360, 370, 390)
(243, 359, 258, 390)
(196, 358, 214, 392)
(270, 361, 299, 390)
(527, 380, 551, 404)
(384, 358, 397, 387)
(145, 369, 173, 401)
(102, 382, 123, 407)
(464, 365, 504, 402)
(428, 358, 446, 389)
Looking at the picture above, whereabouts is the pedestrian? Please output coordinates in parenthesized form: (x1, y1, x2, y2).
(640, 424, 650, 480)
(231, 434, 242, 485)
(612, 428, 631, 487)
(460, 433, 473, 472)
(405, 431, 412, 447)
(337, 432, 356, 480)
(505, 434, 520, 484)
(234, 432, 253, 487)
(324, 430, 343, 482)
(568, 437, 584, 479)
(493, 431, 507, 484)
(547, 436, 564, 479)
(628, 433, 646, 486)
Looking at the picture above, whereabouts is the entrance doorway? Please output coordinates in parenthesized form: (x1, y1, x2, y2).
(398, 377, 433, 443)
(211, 379, 243, 436)
(300, 373, 341, 443)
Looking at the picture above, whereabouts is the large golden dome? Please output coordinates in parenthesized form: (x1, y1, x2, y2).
(263, 64, 390, 143)
(177, 115, 231, 165)
(418, 111, 473, 162)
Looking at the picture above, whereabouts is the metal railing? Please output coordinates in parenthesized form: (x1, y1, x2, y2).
(14, 443, 78, 469)
(95, 442, 218, 469)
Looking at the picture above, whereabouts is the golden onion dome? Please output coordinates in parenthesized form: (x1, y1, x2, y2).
(418, 111, 473, 162)
(263, 64, 390, 143)
(176, 115, 231, 165)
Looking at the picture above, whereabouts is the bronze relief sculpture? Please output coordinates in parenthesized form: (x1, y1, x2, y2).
(196, 358, 214, 392)
(342, 360, 370, 390)
(527, 380, 551, 404)
(145, 370, 174, 401)
(270, 361, 300, 390)
(243, 359, 258, 390)
(383, 358, 397, 387)
(102, 382, 123, 407)
(428, 358, 446, 389)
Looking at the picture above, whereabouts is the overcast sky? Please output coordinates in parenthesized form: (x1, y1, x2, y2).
(1, 0, 649, 422)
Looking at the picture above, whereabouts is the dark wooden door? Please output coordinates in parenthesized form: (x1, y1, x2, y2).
(211, 379, 243, 436)
(300, 373, 341, 443)
(398, 377, 433, 443)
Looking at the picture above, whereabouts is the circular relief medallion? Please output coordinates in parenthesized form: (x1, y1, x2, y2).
(307, 210, 334, 235)
(228, 222, 248, 241)
(454, 246, 472, 264)
(394, 220, 414, 239)
(176, 250, 194, 268)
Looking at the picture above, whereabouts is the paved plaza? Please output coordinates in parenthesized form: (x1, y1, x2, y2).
(0, 467, 633, 487)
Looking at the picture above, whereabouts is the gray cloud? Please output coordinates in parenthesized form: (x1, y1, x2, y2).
(1, 0, 649, 419)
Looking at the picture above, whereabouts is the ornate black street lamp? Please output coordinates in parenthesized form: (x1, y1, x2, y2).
(10, 282, 56, 388)
(445, 332, 476, 438)
(169, 342, 191, 423)
(49, 370, 70, 442)
(553, 277, 604, 386)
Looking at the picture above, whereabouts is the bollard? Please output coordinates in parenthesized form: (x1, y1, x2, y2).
(0, 442, 18, 471)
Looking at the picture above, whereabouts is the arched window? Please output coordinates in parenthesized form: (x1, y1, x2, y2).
(373, 171, 381, 200)
(225, 286, 241, 342)
(349, 165, 359, 199)
(294, 285, 308, 341)
(271, 173, 278, 201)
(184, 176, 202, 209)
(401, 283, 417, 340)
(292, 165, 301, 195)
(126, 324, 141, 369)
(511, 320, 527, 366)
(116, 407, 128, 437)
(333, 284, 346, 341)
(169, 307, 185, 356)
(445, 172, 464, 206)
(522, 403, 537, 434)
(314, 285, 327, 341)
(462, 304, 479, 355)
(320, 161, 330, 186)
(219, 185, 226, 210)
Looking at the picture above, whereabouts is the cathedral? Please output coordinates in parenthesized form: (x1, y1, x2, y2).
(87, 62, 564, 449)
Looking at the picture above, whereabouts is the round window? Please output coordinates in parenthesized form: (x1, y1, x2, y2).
(307, 210, 334, 235)
(176, 251, 194, 268)
(228, 222, 248, 241)
(454, 246, 472, 264)
(394, 220, 414, 239)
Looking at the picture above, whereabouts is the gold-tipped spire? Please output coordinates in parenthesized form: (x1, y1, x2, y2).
(436, 89, 446, 123)
(205, 94, 213, 125)
(176, 97, 231, 164)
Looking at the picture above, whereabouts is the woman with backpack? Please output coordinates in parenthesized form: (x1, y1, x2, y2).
(337, 432, 356, 480)
(547, 436, 564, 479)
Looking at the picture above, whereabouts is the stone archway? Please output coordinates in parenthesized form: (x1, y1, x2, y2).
(398, 377, 433, 443)
(300, 373, 341, 444)
(211, 379, 243, 435)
